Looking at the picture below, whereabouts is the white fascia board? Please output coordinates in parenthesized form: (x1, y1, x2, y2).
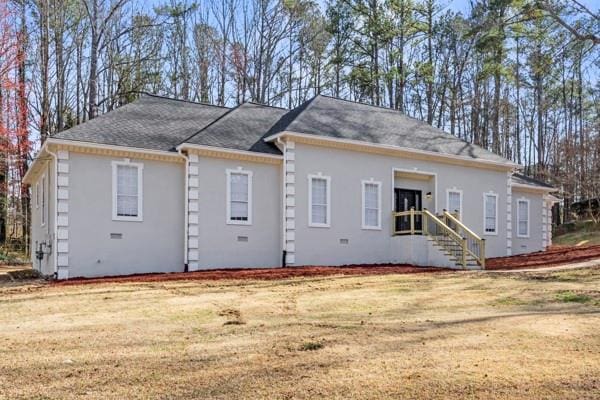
(177, 143, 283, 160)
(265, 131, 518, 171)
(23, 141, 51, 185)
(511, 182, 558, 193)
(46, 138, 179, 158)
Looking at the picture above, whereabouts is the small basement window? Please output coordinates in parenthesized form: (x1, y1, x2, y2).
(112, 161, 143, 221)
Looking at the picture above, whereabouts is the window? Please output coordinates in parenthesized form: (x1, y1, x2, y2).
(308, 174, 330, 227)
(227, 169, 252, 225)
(446, 189, 462, 216)
(483, 193, 498, 234)
(517, 199, 530, 237)
(362, 180, 381, 229)
(112, 161, 143, 221)
(41, 175, 46, 226)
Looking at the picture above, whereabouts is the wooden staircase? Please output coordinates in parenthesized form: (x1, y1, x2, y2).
(392, 209, 486, 269)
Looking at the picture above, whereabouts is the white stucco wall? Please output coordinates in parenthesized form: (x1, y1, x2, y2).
(67, 152, 185, 278)
(192, 155, 282, 269)
(30, 159, 55, 276)
(32, 140, 551, 278)
(291, 142, 510, 267)
(511, 189, 544, 255)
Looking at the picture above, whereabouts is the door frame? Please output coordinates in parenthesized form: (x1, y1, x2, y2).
(391, 167, 438, 214)
(394, 188, 423, 212)
(394, 188, 423, 234)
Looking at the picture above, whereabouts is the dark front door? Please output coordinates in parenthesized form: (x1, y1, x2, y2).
(394, 188, 422, 234)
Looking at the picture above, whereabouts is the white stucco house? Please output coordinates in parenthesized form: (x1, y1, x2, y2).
(24, 94, 557, 279)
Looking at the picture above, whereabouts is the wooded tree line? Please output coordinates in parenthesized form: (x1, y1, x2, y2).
(0, 0, 598, 247)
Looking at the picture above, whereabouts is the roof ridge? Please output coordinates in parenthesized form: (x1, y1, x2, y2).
(175, 103, 243, 148)
(262, 95, 320, 137)
(243, 101, 288, 110)
(141, 92, 230, 109)
(317, 94, 404, 113)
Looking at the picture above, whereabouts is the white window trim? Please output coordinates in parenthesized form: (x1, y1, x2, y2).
(361, 179, 382, 230)
(40, 174, 46, 227)
(517, 198, 530, 238)
(226, 168, 253, 225)
(446, 188, 463, 216)
(483, 192, 498, 235)
(308, 173, 331, 228)
(112, 160, 144, 222)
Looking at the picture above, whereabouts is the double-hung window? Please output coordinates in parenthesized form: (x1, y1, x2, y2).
(308, 174, 330, 227)
(362, 180, 381, 229)
(517, 199, 530, 237)
(112, 161, 143, 221)
(227, 169, 252, 224)
(447, 189, 462, 217)
(483, 193, 498, 234)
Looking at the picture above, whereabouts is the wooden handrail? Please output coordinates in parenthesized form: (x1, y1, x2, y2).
(443, 211, 486, 269)
(422, 209, 463, 243)
(391, 209, 485, 269)
(444, 211, 482, 241)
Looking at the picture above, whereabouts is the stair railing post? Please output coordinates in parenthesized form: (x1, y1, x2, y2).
(462, 238, 467, 269)
(480, 238, 486, 269)
(410, 207, 415, 235)
(423, 208, 428, 236)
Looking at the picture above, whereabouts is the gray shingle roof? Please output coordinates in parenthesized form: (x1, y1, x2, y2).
(511, 173, 555, 189)
(183, 102, 287, 154)
(50, 93, 519, 168)
(52, 94, 229, 151)
(266, 95, 513, 165)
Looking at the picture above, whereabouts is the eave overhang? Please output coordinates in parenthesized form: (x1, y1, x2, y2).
(265, 131, 518, 172)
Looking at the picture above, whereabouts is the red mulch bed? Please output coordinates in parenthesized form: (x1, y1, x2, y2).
(54, 264, 447, 286)
(51, 245, 600, 286)
(485, 244, 600, 270)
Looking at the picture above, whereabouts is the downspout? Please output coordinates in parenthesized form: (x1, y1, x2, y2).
(277, 137, 286, 267)
(177, 147, 189, 271)
(45, 147, 59, 279)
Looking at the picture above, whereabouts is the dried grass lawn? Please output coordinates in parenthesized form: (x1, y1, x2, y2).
(1, 267, 599, 399)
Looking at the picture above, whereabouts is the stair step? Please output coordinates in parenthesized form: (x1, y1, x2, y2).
(448, 256, 478, 262)
(434, 244, 462, 250)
